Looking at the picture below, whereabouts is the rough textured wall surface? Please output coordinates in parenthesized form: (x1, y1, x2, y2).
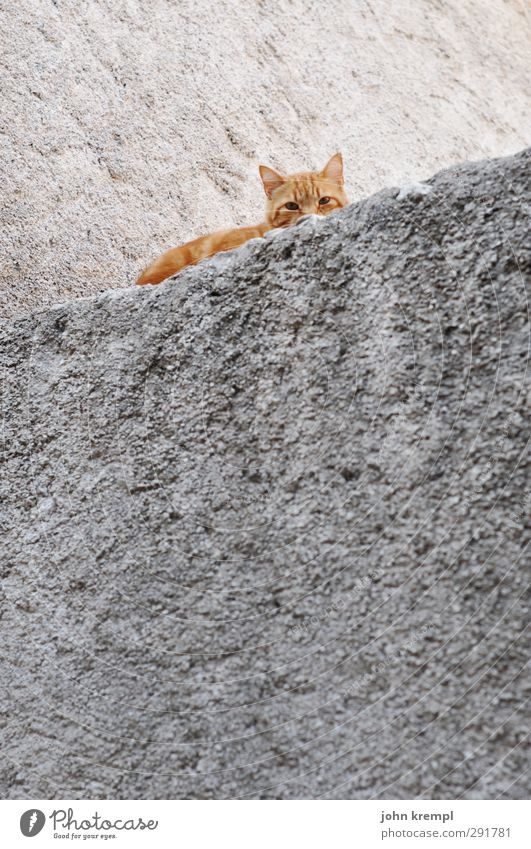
(1, 150, 530, 799)
(1, 0, 530, 319)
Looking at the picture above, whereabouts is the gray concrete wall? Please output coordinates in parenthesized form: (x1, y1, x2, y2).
(1, 150, 529, 798)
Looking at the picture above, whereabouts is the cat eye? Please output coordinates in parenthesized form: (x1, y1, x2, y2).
(319, 196, 331, 205)
(285, 202, 299, 210)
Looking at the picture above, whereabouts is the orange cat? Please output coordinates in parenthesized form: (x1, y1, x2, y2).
(136, 153, 348, 285)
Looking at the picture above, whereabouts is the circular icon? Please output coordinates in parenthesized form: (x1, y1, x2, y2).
(20, 810, 46, 837)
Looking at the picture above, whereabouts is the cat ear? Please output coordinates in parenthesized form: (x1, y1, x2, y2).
(321, 152, 344, 185)
(259, 165, 286, 198)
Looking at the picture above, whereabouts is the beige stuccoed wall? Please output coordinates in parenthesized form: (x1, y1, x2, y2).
(1, 0, 530, 319)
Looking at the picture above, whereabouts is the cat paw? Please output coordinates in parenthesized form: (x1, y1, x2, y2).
(396, 182, 432, 202)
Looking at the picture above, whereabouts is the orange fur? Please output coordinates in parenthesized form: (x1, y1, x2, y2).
(137, 153, 348, 286)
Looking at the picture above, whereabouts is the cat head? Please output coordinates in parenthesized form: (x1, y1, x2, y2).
(259, 153, 348, 228)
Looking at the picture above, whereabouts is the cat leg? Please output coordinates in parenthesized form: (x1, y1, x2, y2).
(137, 244, 194, 285)
(137, 224, 270, 286)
